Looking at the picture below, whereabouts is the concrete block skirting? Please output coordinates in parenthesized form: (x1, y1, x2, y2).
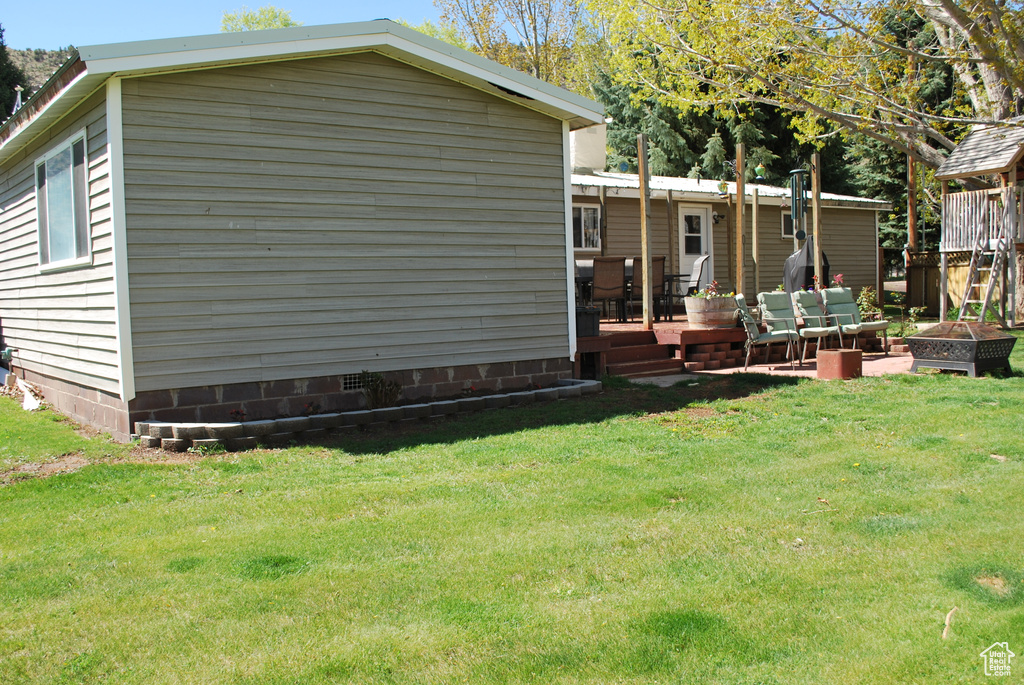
(133, 378, 601, 452)
(12, 357, 575, 442)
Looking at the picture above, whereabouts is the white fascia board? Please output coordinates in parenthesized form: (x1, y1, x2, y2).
(78, 21, 604, 129)
(571, 183, 890, 210)
(562, 121, 577, 361)
(105, 78, 136, 402)
(0, 72, 106, 165)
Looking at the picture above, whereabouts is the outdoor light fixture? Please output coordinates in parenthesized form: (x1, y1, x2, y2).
(717, 180, 729, 198)
(754, 163, 766, 181)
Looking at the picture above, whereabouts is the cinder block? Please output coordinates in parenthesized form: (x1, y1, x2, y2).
(689, 353, 712, 363)
(263, 432, 295, 447)
(345, 410, 374, 425)
(456, 397, 486, 413)
(484, 394, 512, 409)
(432, 400, 460, 415)
(276, 416, 311, 433)
(375, 407, 405, 423)
(403, 403, 433, 420)
(309, 413, 341, 430)
(714, 343, 731, 352)
(533, 388, 560, 402)
(243, 419, 278, 437)
(710, 351, 728, 361)
(161, 438, 189, 452)
(684, 362, 705, 371)
(226, 436, 259, 452)
(192, 438, 224, 450)
(204, 423, 244, 440)
(172, 423, 204, 440)
(150, 424, 174, 439)
(555, 385, 582, 399)
(139, 435, 161, 449)
(704, 360, 722, 370)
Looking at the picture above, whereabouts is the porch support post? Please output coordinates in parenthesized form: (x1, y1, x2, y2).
(751, 187, 760, 294)
(940, 180, 949, 322)
(811, 152, 823, 285)
(735, 143, 745, 295)
(638, 134, 654, 329)
(940, 252, 949, 322)
(666, 190, 676, 274)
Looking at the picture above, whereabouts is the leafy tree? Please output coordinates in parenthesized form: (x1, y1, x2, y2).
(590, 0, 1017, 169)
(398, 19, 471, 50)
(434, 0, 607, 95)
(0, 25, 29, 118)
(594, 71, 855, 194)
(221, 5, 301, 32)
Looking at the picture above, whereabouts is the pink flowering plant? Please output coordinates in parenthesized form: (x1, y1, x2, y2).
(691, 280, 735, 299)
(831, 273, 844, 287)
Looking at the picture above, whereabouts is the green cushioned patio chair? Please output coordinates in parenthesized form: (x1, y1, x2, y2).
(791, 290, 843, 364)
(736, 294, 796, 370)
(821, 287, 888, 352)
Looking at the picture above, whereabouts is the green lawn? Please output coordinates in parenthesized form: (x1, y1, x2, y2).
(2, 342, 1024, 683)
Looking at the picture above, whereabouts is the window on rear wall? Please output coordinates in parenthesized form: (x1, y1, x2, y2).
(36, 130, 90, 269)
(573, 205, 600, 250)
(781, 210, 794, 239)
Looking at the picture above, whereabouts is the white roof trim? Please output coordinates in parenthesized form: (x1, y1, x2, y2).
(1, 20, 604, 165)
(571, 171, 890, 210)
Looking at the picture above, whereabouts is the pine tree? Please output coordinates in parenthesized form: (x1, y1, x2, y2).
(0, 25, 29, 119)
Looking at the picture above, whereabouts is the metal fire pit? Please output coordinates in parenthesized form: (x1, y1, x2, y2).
(908, 321, 1016, 377)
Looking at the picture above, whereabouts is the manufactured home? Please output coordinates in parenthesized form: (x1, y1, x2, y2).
(0, 21, 603, 439)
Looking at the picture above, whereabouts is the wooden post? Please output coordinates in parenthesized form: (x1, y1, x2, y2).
(940, 180, 948, 322)
(907, 156, 919, 252)
(598, 185, 607, 256)
(666, 190, 676, 274)
(735, 143, 745, 295)
(638, 134, 654, 330)
(751, 187, 760, 294)
(811, 152, 823, 286)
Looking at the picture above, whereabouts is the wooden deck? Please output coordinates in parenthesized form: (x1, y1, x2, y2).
(578, 317, 886, 377)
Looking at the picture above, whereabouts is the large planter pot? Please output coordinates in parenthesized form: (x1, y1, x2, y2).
(685, 296, 739, 329)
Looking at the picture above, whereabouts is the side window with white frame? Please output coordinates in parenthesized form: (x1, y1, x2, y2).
(781, 210, 794, 239)
(573, 205, 600, 251)
(36, 129, 90, 269)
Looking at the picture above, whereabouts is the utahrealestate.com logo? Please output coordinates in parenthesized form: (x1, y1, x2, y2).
(980, 642, 1015, 677)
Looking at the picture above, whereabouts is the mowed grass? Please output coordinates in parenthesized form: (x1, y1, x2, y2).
(2, 341, 1024, 683)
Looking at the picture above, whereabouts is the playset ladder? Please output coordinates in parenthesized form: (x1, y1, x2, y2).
(957, 200, 1015, 328)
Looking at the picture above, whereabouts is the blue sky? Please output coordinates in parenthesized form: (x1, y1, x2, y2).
(2, 1, 443, 49)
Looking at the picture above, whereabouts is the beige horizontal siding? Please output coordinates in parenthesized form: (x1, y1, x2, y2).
(122, 52, 568, 392)
(573, 193, 878, 296)
(0, 91, 119, 394)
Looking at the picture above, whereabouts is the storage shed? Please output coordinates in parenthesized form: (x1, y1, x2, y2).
(0, 21, 603, 439)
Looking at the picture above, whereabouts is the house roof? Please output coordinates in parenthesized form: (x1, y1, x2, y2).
(572, 171, 890, 210)
(1, 20, 604, 165)
(935, 119, 1024, 181)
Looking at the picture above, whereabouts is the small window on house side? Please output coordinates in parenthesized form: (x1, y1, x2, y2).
(36, 130, 90, 269)
(573, 205, 600, 250)
(781, 211, 794, 239)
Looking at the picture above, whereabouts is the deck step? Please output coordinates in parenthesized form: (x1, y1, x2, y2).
(602, 330, 658, 347)
(605, 344, 673, 364)
(606, 358, 687, 377)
